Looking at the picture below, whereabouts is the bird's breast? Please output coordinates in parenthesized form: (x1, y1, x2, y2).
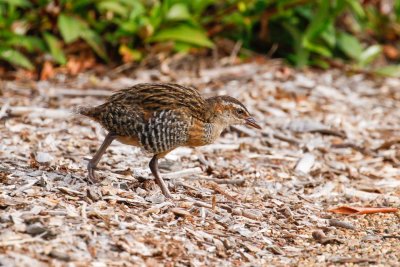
(187, 119, 224, 147)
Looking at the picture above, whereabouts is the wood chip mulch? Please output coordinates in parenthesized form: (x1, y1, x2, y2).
(1, 61, 400, 266)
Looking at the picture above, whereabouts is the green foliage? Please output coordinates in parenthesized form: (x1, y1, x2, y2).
(0, 0, 399, 72)
(150, 25, 214, 48)
(374, 65, 400, 77)
(228, 0, 384, 68)
(43, 32, 67, 65)
(0, 0, 215, 69)
(0, 48, 34, 69)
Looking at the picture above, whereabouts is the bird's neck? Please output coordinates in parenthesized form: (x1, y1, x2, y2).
(203, 97, 218, 119)
(201, 97, 230, 144)
(203, 121, 226, 144)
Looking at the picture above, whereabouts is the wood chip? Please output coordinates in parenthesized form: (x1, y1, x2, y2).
(170, 208, 191, 217)
(328, 219, 356, 230)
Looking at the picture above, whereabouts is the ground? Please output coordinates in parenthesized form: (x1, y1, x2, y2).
(1, 62, 400, 266)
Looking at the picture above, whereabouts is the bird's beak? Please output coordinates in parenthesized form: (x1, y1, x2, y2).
(245, 117, 261, 129)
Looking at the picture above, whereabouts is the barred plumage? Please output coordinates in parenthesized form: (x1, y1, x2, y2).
(136, 110, 190, 154)
(104, 83, 210, 122)
(78, 83, 261, 198)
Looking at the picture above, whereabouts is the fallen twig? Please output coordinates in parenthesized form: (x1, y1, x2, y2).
(0, 232, 47, 247)
(309, 129, 346, 138)
(57, 186, 85, 197)
(207, 182, 237, 202)
(52, 88, 112, 97)
(8, 106, 71, 119)
(375, 138, 400, 151)
(185, 175, 245, 185)
(162, 167, 203, 179)
(328, 219, 356, 230)
(343, 188, 400, 204)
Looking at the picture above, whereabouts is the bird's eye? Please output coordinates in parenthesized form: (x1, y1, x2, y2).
(236, 109, 245, 116)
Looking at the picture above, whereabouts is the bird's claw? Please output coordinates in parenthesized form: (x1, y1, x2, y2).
(159, 185, 173, 199)
(87, 161, 99, 184)
(164, 191, 173, 199)
(157, 180, 173, 199)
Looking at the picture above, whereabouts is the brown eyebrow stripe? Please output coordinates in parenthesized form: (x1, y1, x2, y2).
(207, 95, 249, 112)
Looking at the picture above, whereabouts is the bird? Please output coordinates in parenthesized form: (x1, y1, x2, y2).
(78, 83, 261, 198)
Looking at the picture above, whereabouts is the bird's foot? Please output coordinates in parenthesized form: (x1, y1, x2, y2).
(160, 185, 173, 199)
(156, 179, 174, 199)
(87, 161, 99, 184)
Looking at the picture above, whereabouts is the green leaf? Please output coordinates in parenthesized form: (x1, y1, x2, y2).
(310, 58, 330, 69)
(303, 0, 330, 42)
(191, 0, 214, 17)
(359, 45, 381, 66)
(303, 39, 332, 57)
(174, 41, 192, 52)
(97, 1, 128, 17)
(321, 22, 336, 48)
(80, 29, 108, 61)
(374, 65, 400, 77)
(150, 25, 213, 48)
(166, 3, 191, 21)
(282, 22, 309, 67)
(58, 14, 84, 43)
(127, 2, 145, 19)
(1, 0, 31, 7)
(345, 0, 365, 18)
(43, 32, 66, 65)
(331, 0, 346, 16)
(149, 3, 163, 30)
(57, 13, 108, 61)
(119, 45, 142, 61)
(7, 35, 46, 52)
(0, 48, 33, 69)
(114, 0, 143, 8)
(68, 0, 93, 11)
(119, 20, 138, 33)
(301, 1, 333, 57)
(337, 31, 362, 60)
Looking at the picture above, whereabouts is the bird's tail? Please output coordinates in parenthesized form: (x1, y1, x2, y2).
(73, 106, 97, 118)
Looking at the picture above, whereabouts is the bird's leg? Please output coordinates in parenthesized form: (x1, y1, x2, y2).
(149, 155, 172, 198)
(87, 132, 116, 183)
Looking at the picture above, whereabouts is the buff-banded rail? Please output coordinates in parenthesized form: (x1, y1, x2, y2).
(78, 83, 261, 198)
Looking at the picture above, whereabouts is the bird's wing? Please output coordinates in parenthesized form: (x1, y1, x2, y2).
(109, 83, 209, 121)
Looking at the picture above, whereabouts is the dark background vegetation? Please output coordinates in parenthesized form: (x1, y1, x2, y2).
(1, 0, 400, 77)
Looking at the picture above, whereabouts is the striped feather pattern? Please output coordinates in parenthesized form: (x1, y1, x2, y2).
(107, 83, 209, 122)
(78, 83, 253, 155)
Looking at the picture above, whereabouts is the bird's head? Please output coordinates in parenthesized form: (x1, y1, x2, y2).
(206, 96, 261, 129)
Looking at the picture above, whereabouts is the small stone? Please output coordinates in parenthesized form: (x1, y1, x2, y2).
(35, 152, 53, 164)
(312, 230, 327, 241)
(26, 222, 47, 235)
(0, 214, 11, 223)
(49, 249, 71, 261)
(146, 193, 165, 204)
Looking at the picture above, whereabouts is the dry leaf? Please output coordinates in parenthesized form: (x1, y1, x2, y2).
(328, 206, 398, 215)
(40, 61, 55, 80)
(66, 56, 96, 75)
(383, 44, 399, 60)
